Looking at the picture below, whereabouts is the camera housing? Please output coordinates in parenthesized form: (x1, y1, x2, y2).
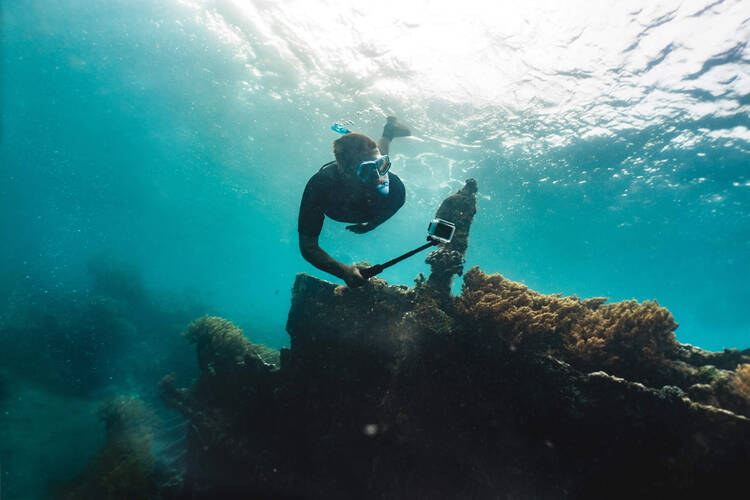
(427, 218, 455, 244)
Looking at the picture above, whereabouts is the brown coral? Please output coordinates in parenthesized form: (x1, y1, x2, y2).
(565, 299, 679, 369)
(456, 267, 680, 376)
(455, 267, 590, 350)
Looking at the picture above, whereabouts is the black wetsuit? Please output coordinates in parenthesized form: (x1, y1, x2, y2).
(298, 161, 406, 236)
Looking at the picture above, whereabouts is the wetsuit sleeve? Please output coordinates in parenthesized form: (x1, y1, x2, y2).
(298, 174, 328, 236)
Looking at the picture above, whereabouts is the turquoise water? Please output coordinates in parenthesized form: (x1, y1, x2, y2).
(4, 0, 748, 350)
(1, 0, 749, 496)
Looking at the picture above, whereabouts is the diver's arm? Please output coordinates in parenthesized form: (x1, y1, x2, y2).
(298, 175, 365, 285)
(346, 210, 395, 234)
(299, 232, 366, 287)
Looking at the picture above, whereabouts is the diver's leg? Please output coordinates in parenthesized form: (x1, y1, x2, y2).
(378, 116, 411, 155)
(377, 136, 392, 155)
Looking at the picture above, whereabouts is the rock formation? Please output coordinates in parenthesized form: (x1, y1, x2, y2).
(424, 178, 478, 307)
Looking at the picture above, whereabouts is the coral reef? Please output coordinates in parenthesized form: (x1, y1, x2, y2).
(456, 267, 588, 350)
(138, 179, 750, 498)
(564, 298, 679, 367)
(455, 268, 683, 385)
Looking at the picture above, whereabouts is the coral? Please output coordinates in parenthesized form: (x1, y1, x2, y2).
(680, 363, 750, 418)
(455, 267, 680, 380)
(564, 299, 679, 370)
(455, 267, 590, 350)
(731, 364, 750, 399)
(61, 396, 158, 499)
(729, 364, 750, 414)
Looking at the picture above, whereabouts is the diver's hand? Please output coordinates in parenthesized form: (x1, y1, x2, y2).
(346, 223, 371, 234)
(342, 264, 367, 288)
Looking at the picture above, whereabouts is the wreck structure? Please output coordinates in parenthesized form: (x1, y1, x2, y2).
(70, 180, 750, 499)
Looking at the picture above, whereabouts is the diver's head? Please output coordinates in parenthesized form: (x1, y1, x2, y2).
(333, 132, 379, 175)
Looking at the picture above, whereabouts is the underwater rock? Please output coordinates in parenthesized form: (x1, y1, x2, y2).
(675, 343, 750, 369)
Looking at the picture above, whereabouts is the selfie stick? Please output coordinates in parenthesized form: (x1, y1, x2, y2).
(360, 239, 439, 279)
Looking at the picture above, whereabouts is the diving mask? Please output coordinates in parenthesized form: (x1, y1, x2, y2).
(356, 155, 391, 182)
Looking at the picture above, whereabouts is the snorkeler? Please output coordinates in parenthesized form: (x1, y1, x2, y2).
(298, 116, 411, 288)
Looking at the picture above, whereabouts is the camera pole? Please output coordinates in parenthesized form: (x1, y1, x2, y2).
(360, 238, 439, 279)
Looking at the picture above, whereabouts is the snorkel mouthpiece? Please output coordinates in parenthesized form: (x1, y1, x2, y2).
(376, 173, 390, 196)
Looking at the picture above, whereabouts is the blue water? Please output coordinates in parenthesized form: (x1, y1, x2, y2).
(0, 1, 749, 495)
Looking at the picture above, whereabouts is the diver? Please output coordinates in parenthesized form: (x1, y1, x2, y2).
(298, 116, 411, 288)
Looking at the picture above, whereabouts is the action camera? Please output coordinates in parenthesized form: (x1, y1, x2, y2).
(427, 218, 455, 244)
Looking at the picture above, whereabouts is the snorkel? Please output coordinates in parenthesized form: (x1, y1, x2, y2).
(331, 123, 351, 135)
